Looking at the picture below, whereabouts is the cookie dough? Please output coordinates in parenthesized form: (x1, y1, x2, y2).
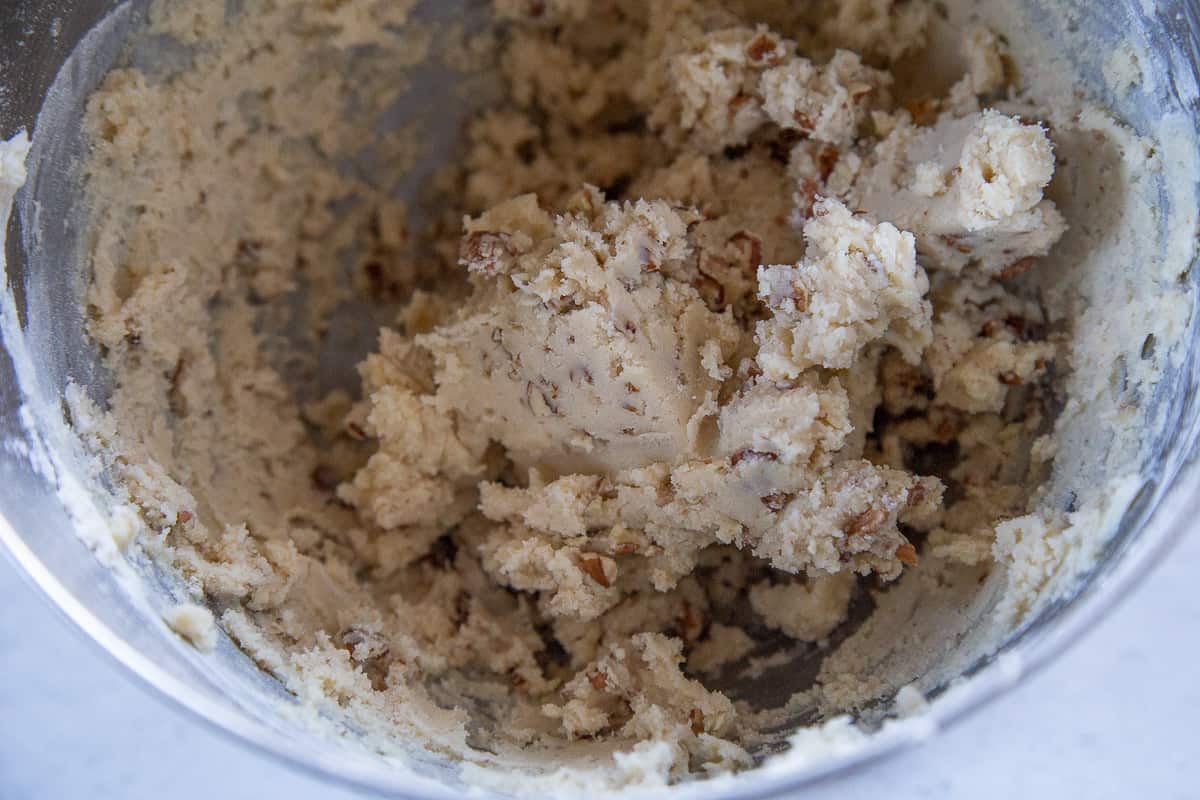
(59, 0, 1189, 791)
(163, 603, 218, 652)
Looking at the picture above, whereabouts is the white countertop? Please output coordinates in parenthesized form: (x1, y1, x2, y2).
(2, 529, 1197, 800)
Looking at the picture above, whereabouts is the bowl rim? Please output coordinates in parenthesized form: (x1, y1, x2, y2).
(3, 0, 1200, 793)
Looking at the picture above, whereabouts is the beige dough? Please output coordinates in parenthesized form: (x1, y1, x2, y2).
(65, 0, 1176, 791)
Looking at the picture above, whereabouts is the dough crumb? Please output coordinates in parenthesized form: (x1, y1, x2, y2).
(163, 603, 218, 652)
(852, 110, 1067, 275)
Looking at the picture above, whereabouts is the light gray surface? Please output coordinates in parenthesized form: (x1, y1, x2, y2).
(2, 529, 1197, 800)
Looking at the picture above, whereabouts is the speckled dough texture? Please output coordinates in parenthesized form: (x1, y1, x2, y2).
(62, 0, 1194, 792)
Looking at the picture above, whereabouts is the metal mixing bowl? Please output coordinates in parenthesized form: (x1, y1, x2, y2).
(2, 1, 1199, 797)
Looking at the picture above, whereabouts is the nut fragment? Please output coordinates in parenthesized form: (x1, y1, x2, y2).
(816, 146, 840, 181)
(639, 246, 660, 272)
(905, 98, 938, 126)
(167, 357, 188, 417)
(728, 230, 763, 271)
(790, 284, 810, 313)
(730, 449, 779, 467)
(588, 670, 608, 690)
(760, 492, 793, 512)
(795, 177, 821, 219)
(460, 231, 514, 276)
(579, 556, 611, 588)
(745, 33, 784, 65)
(896, 542, 919, 566)
(690, 708, 706, 734)
(996, 256, 1036, 281)
(847, 507, 888, 536)
(526, 381, 560, 415)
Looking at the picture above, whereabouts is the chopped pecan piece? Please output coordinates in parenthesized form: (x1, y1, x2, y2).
(728, 230, 763, 270)
(790, 284, 810, 313)
(460, 231, 515, 276)
(816, 146, 840, 181)
(795, 177, 821, 219)
(730, 449, 779, 467)
(579, 556, 611, 588)
(760, 492, 793, 512)
(526, 381, 560, 415)
(905, 98, 939, 126)
(745, 33, 784, 65)
(996, 257, 1036, 281)
(730, 93, 754, 110)
(847, 507, 888, 537)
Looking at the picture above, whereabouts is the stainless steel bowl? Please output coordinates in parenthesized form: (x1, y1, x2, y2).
(2, 1, 1198, 797)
